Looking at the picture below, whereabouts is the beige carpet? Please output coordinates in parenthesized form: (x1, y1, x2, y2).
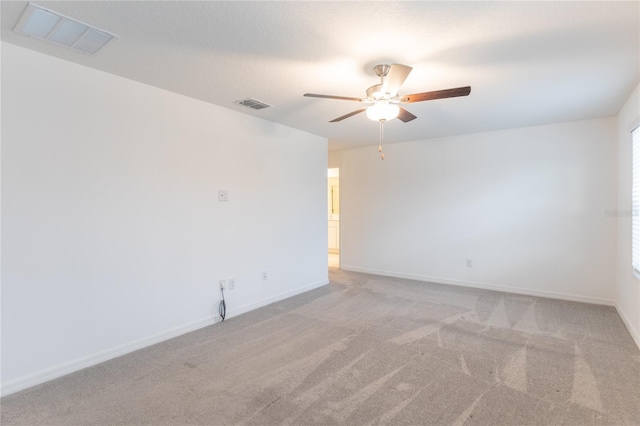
(2, 268, 639, 425)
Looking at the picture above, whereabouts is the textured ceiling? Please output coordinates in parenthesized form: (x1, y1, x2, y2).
(2, 1, 639, 150)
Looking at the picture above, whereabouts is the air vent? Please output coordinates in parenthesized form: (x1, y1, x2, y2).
(13, 3, 118, 55)
(234, 98, 272, 110)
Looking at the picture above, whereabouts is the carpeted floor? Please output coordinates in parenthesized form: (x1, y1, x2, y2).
(2, 268, 640, 425)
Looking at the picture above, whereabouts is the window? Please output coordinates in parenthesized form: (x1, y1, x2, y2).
(632, 126, 640, 275)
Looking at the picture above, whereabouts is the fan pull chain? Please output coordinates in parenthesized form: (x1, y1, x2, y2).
(378, 120, 385, 160)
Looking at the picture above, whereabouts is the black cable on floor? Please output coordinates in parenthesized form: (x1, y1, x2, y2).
(219, 287, 226, 322)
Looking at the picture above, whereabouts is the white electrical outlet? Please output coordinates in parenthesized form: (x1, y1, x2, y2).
(466, 259, 472, 268)
(219, 279, 226, 289)
(262, 271, 268, 281)
(228, 278, 235, 290)
(218, 190, 229, 202)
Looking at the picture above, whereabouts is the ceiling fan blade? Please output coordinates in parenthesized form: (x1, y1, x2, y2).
(397, 107, 417, 123)
(381, 64, 413, 96)
(402, 86, 471, 103)
(329, 108, 367, 122)
(304, 93, 362, 102)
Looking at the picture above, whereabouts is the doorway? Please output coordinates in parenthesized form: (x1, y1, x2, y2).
(328, 168, 340, 268)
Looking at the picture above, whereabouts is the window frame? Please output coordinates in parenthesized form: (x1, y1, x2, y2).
(632, 124, 640, 279)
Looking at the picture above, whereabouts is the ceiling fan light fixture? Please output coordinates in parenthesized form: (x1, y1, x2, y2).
(366, 102, 399, 122)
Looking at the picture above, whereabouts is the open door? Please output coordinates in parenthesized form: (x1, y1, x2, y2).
(328, 168, 340, 268)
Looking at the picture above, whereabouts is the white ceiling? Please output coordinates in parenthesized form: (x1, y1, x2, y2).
(2, 1, 639, 150)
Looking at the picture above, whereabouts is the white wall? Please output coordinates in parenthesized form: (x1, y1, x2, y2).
(337, 118, 617, 304)
(615, 84, 640, 348)
(1, 42, 328, 394)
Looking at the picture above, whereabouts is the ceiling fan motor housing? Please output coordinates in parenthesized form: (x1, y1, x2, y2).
(366, 84, 387, 100)
(369, 64, 398, 100)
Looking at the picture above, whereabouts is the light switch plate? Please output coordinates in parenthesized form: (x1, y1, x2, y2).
(218, 190, 229, 202)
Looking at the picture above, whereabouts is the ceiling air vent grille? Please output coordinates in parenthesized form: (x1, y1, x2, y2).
(13, 3, 118, 55)
(234, 98, 272, 110)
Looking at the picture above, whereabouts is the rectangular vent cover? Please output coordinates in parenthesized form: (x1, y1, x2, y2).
(234, 98, 272, 110)
(14, 3, 118, 55)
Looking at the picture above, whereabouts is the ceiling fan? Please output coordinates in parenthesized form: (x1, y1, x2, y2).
(304, 64, 471, 159)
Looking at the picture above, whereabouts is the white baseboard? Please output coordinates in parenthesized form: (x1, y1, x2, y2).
(226, 279, 329, 319)
(1, 279, 329, 397)
(1, 315, 220, 397)
(340, 265, 616, 306)
(616, 304, 640, 350)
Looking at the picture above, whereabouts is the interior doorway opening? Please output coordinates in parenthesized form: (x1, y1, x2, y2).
(328, 168, 340, 268)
